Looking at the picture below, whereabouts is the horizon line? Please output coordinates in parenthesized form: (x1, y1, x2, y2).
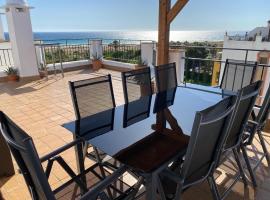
(17, 29, 247, 33)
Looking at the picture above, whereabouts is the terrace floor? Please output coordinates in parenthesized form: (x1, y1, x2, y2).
(0, 68, 270, 200)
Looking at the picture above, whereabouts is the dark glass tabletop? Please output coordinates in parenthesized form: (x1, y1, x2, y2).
(63, 85, 233, 173)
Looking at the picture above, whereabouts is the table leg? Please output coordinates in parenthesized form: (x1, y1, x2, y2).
(73, 134, 87, 192)
(145, 174, 157, 200)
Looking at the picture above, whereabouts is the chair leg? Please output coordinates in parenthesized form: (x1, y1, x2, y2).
(232, 148, 248, 186)
(173, 182, 183, 200)
(93, 147, 113, 199)
(241, 145, 257, 187)
(207, 175, 221, 200)
(257, 130, 270, 166)
(157, 175, 167, 200)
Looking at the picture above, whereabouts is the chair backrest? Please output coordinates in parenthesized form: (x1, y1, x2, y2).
(121, 67, 152, 103)
(256, 82, 270, 126)
(221, 59, 258, 92)
(155, 63, 178, 92)
(181, 96, 236, 186)
(224, 81, 262, 150)
(69, 75, 116, 119)
(0, 111, 55, 200)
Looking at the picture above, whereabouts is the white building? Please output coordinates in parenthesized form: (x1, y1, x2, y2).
(248, 20, 270, 41)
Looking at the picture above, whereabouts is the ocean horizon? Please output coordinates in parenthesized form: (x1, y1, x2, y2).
(5, 30, 246, 44)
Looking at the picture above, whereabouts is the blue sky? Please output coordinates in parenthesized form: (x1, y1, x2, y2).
(1, 0, 269, 31)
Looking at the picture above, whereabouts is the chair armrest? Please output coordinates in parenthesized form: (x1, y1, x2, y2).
(40, 138, 84, 163)
(80, 165, 128, 200)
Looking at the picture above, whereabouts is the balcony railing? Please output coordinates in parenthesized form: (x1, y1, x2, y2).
(102, 39, 141, 64)
(0, 49, 14, 68)
(35, 38, 146, 65)
(171, 45, 270, 86)
(227, 35, 270, 42)
(41, 43, 91, 65)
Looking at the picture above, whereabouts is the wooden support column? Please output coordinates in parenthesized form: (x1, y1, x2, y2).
(157, 0, 189, 65)
(158, 0, 171, 65)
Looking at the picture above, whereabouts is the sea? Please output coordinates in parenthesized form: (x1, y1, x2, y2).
(5, 30, 246, 44)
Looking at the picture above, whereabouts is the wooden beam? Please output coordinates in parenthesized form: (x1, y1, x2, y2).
(167, 0, 189, 24)
(157, 0, 171, 65)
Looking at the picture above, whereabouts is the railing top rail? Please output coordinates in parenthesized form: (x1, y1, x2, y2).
(0, 48, 12, 50)
(170, 45, 270, 52)
(182, 56, 270, 68)
(182, 56, 226, 63)
(35, 38, 154, 43)
(35, 38, 99, 42)
(35, 43, 61, 46)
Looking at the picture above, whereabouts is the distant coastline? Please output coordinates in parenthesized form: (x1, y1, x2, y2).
(5, 30, 246, 43)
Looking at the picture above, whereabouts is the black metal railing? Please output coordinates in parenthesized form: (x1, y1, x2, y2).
(102, 39, 141, 64)
(171, 45, 270, 86)
(227, 34, 270, 42)
(35, 38, 146, 64)
(44, 44, 90, 64)
(182, 57, 223, 86)
(0, 49, 14, 68)
(36, 43, 91, 65)
(35, 38, 93, 46)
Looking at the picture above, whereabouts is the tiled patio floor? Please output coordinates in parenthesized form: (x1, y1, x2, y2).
(0, 68, 270, 200)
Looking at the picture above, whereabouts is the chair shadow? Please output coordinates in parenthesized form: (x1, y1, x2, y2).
(0, 76, 61, 96)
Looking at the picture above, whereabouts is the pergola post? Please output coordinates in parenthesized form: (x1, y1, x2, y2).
(157, 0, 189, 65)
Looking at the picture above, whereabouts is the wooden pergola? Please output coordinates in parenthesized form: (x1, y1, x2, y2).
(158, 0, 189, 65)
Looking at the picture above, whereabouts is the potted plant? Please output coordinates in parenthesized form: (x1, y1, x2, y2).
(4, 67, 19, 82)
(38, 63, 48, 79)
(91, 52, 103, 70)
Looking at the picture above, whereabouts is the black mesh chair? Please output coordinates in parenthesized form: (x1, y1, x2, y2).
(69, 75, 116, 118)
(159, 95, 237, 200)
(241, 81, 270, 187)
(69, 75, 117, 170)
(213, 81, 262, 196)
(0, 111, 129, 200)
(121, 67, 152, 103)
(155, 63, 178, 93)
(220, 59, 258, 92)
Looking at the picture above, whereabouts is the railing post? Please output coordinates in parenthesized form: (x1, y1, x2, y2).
(58, 45, 64, 78)
(87, 39, 91, 60)
(244, 50, 249, 64)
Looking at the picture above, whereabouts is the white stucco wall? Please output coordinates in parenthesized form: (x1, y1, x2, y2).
(141, 42, 157, 66)
(169, 49, 185, 84)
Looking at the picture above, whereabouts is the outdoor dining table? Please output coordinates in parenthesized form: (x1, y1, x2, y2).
(63, 84, 235, 200)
